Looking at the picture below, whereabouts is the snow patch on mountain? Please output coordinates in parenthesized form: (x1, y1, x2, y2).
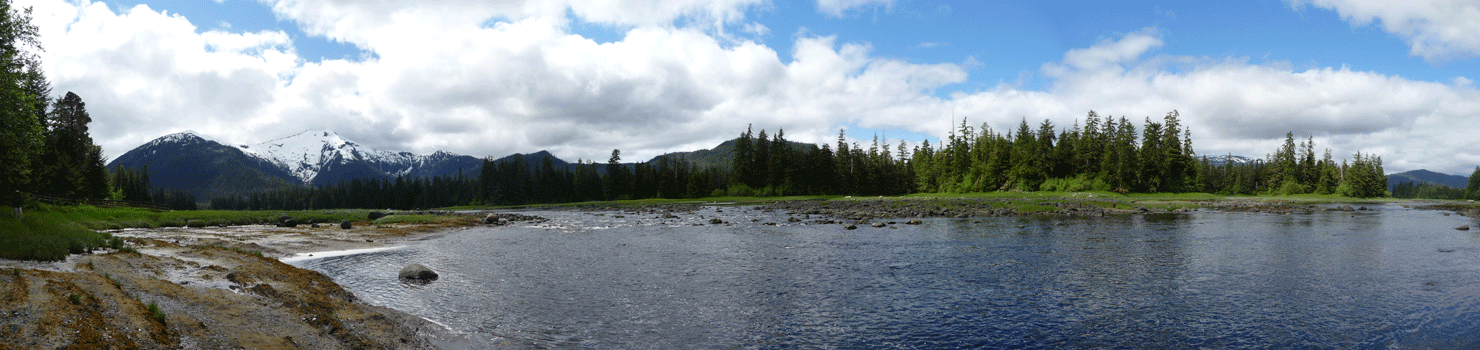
(144, 130, 207, 148)
(229, 130, 458, 185)
(1202, 154, 1260, 166)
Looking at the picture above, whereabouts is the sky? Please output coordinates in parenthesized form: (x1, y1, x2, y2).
(17, 0, 1480, 175)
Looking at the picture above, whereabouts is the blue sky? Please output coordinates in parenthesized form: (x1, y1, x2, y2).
(23, 0, 1480, 174)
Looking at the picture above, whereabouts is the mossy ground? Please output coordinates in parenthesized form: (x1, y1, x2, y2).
(1, 204, 471, 262)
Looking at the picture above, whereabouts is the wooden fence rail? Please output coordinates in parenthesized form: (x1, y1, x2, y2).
(26, 193, 172, 211)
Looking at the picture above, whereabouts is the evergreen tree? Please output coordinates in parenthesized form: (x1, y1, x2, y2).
(1469, 166, 1480, 200)
(0, 3, 43, 196)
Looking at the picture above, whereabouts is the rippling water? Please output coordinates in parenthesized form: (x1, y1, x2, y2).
(290, 204, 1480, 349)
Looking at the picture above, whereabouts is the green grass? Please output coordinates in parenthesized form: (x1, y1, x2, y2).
(1, 206, 113, 261)
(0, 204, 467, 261)
(146, 300, 166, 325)
(24, 204, 386, 230)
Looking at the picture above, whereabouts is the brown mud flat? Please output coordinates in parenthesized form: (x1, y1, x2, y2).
(0, 218, 528, 349)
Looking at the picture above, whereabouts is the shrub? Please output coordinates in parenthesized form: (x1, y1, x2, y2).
(147, 301, 167, 325)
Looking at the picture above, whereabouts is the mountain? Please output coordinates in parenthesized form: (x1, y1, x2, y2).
(1387, 169, 1470, 189)
(1200, 155, 1260, 167)
(108, 130, 486, 200)
(106, 131, 300, 200)
(647, 138, 815, 170)
(233, 130, 484, 186)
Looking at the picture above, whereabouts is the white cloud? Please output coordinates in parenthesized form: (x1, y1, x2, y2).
(1294, 0, 1480, 61)
(16, 0, 1480, 176)
(939, 30, 1480, 174)
(816, 0, 894, 18)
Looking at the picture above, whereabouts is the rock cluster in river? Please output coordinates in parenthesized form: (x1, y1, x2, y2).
(760, 198, 1146, 222)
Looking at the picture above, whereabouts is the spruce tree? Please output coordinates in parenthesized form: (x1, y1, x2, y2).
(0, 4, 43, 196)
(1468, 166, 1480, 200)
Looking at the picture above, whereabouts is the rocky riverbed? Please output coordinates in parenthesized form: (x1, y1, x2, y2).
(0, 214, 544, 349)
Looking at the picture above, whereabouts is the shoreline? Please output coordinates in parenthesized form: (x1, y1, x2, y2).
(4, 198, 1474, 348)
(0, 220, 485, 349)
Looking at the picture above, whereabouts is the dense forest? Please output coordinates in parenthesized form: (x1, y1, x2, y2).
(0, 4, 195, 210)
(2, 0, 1466, 211)
(210, 110, 1423, 211)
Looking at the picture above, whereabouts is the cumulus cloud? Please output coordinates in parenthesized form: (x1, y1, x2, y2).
(816, 0, 894, 17)
(1293, 0, 1480, 61)
(941, 29, 1480, 174)
(16, 0, 1480, 176)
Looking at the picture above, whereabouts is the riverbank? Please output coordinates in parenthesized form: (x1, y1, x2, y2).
(4, 195, 1472, 348)
(0, 211, 529, 349)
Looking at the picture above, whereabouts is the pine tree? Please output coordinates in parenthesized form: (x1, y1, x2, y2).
(0, 4, 43, 196)
(1468, 166, 1480, 200)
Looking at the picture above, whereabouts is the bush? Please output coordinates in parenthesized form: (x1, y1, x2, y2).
(1039, 176, 1113, 192)
(146, 301, 167, 325)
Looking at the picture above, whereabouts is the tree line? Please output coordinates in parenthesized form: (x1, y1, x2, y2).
(211, 109, 1406, 211)
(0, 3, 195, 210)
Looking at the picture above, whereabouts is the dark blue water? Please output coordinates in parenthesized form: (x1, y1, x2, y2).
(290, 204, 1480, 349)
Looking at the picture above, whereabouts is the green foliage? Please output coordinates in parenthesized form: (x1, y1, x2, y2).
(1337, 152, 1388, 198)
(0, 206, 112, 261)
(1468, 166, 1480, 200)
(1038, 176, 1112, 192)
(146, 301, 166, 325)
(1390, 181, 1467, 199)
(0, 4, 44, 196)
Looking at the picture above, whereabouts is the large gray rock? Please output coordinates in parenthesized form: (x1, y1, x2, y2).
(399, 264, 438, 282)
(1458, 225, 1472, 231)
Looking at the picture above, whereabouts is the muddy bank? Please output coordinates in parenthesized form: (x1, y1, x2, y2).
(1412, 203, 1480, 219)
(0, 214, 547, 349)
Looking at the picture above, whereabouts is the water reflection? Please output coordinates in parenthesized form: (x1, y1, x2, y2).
(292, 206, 1480, 349)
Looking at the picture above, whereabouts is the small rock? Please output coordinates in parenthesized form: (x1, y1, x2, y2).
(905, 219, 923, 225)
(708, 218, 723, 225)
(310, 223, 320, 228)
(340, 220, 352, 229)
(368, 211, 387, 220)
(871, 222, 886, 228)
(845, 224, 857, 230)
(1458, 225, 1471, 231)
(399, 264, 439, 282)
(788, 217, 800, 222)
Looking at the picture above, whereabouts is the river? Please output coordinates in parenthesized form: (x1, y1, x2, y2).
(289, 203, 1480, 349)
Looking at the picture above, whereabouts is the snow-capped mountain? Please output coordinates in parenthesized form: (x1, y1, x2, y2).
(234, 130, 421, 185)
(1201, 154, 1260, 167)
(108, 130, 485, 199)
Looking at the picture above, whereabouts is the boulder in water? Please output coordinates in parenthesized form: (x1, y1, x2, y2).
(871, 222, 886, 228)
(905, 219, 923, 225)
(1458, 225, 1471, 231)
(340, 220, 352, 229)
(281, 219, 298, 228)
(399, 264, 438, 282)
(708, 218, 723, 225)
